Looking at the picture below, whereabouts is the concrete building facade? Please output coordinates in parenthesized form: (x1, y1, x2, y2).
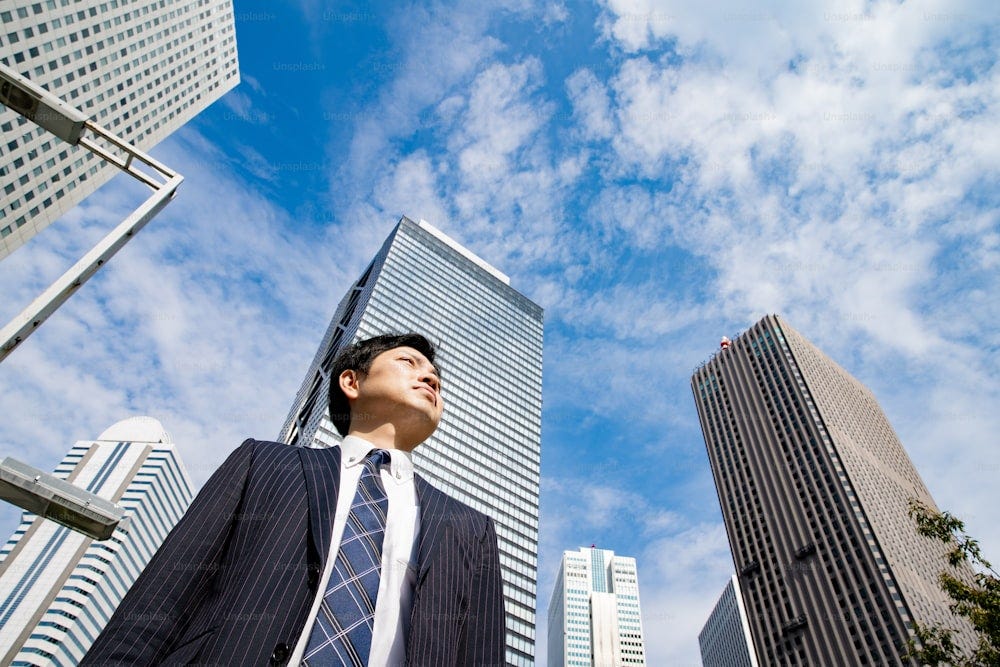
(0, 417, 193, 666)
(0, 0, 239, 258)
(692, 314, 975, 665)
(547, 546, 646, 667)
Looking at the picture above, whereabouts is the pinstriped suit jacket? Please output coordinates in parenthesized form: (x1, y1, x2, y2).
(81, 439, 506, 666)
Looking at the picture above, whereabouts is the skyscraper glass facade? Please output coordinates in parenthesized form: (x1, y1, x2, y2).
(0, 416, 193, 666)
(692, 314, 975, 665)
(280, 216, 543, 665)
(699, 575, 759, 667)
(0, 0, 239, 258)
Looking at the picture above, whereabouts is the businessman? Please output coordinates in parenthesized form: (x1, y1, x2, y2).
(83, 333, 506, 666)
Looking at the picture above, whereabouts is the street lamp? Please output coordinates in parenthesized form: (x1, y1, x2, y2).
(0, 457, 125, 540)
(0, 70, 87, 142)
(0, 62, 185, 361)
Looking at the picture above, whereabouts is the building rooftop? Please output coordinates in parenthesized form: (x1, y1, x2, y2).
(96, 416, 171, 444)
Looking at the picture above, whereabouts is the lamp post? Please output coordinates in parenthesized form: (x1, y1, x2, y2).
(0, 62, 184, 362)
(0, 457, 125, 540)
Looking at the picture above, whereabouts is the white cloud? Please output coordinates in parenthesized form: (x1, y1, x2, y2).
(543, 2, 570, 25)
(454, 59, 550, 178)
(371, 152, 450, 228)
(639, 522, 733, 664)
(566, 68, 615, 141)
(310, 2, 608, 286)
(588, 0, 999, 367)
(220, 90, 252, 119)
(320, 6, 592, 286)
(330, 4, 509, 207)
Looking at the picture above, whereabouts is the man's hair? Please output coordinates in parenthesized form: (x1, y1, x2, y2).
(327, 332, 441, 436)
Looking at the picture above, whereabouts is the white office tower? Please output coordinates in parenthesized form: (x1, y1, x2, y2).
(0, 417, 193, 666)
(700, 575, 760, 667)
(547, 546, 646, 667)
(0, 0, 239, 258)
(279, 216, 544, 665)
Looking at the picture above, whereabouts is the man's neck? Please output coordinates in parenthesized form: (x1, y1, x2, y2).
(346, 425, 419, 452)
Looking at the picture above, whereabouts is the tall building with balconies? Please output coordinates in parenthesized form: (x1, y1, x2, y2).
(279, 216, 543, 665)
(0, 0, 239, 258)
(547, 546, 646, 667)
(691, 314, 975, 665)
(0, 416, 193, 665)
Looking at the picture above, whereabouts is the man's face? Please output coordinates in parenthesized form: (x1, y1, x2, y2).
(346, 345, 443, 446)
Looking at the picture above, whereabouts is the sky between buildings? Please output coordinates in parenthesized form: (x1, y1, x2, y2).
(0, 1, 997, 664)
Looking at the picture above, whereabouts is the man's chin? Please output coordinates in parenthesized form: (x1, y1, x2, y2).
(408, 415, 440, 445)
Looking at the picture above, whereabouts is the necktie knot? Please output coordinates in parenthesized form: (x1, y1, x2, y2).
(365, 448, 390, 469)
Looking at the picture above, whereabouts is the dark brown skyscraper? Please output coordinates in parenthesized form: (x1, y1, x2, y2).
(692, 314, 974, 666)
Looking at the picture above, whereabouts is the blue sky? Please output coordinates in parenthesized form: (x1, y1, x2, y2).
(1, 1, 998, 663)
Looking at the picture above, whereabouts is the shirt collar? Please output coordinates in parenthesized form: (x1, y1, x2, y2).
(340, 435, 414, 481)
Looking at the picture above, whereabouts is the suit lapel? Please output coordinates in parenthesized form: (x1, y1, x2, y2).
(414, 475, 450, 584)
(299, 445, 341, 569)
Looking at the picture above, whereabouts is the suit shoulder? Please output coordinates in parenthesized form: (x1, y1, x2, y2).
(233, 438, 308, 463)
(239, 438, 297, 452)
(240, 438, 285, 449)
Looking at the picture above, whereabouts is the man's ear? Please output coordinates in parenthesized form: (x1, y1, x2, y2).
(339, 369, 361, 401)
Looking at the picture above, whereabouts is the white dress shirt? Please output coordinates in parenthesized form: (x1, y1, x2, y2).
(291, 436, 420, 666)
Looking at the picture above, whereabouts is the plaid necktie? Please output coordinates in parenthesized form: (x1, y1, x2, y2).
(303, 448, 391, 666)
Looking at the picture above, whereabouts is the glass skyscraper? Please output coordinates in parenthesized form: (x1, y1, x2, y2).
(547, 546, 646, 667)
(0, 0, 239, 258)
(279, 216, 543, 665)
(699, 575, 759, 667)
(691, 314, 975, 665)
(0, 416, 193, 666)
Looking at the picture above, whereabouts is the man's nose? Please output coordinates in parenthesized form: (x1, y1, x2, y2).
(418, 369, 439, 390)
